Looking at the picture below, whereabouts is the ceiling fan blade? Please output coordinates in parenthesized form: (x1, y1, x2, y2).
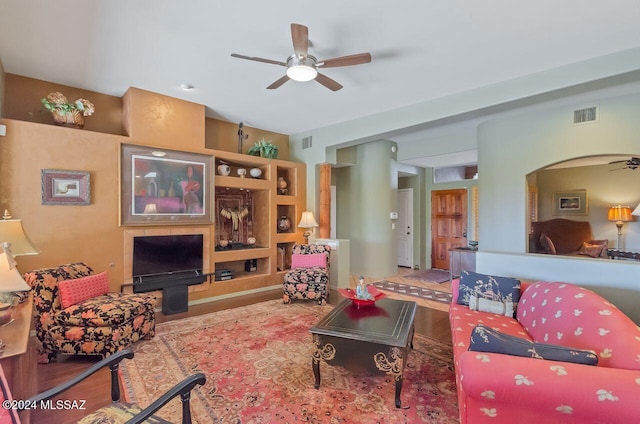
(315, 73, 343, 91)
(231, 53, 286, 67)
(267, 75, 290, 90)
(291, 23, 309, 57)
(318, 53, 372, 68)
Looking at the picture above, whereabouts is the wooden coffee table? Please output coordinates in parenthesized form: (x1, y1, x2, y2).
(310, 298, 417, 408)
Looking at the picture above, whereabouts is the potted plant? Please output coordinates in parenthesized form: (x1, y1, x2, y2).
(247, 139, 279, 159)
(41, 92, 95, 129)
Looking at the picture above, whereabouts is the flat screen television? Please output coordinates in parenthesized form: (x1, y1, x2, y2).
(133, 234, 204, 278)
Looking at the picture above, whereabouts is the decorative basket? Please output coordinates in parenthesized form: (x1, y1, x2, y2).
(51, 109, 85, 129)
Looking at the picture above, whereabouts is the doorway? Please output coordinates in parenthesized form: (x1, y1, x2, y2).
(397, 188, 413, 267)
(431, 188, 468, 269)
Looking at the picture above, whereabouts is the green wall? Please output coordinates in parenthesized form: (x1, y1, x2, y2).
(478, 90, 640, 322)
(334, 140, 398, 278)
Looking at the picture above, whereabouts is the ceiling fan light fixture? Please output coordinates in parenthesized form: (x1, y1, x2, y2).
(286, 65, 317, 82)
(286, 54, 318, 82)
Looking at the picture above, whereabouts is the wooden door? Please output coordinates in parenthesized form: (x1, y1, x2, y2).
(431, 189, 468, 270)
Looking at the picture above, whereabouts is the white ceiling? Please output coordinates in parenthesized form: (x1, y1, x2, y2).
(1, 1, 640, 168)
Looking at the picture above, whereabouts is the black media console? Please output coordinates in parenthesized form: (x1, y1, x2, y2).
(133, 270, 207, 315)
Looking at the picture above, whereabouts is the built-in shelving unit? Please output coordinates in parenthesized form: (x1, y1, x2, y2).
(212, 150, 305, 291)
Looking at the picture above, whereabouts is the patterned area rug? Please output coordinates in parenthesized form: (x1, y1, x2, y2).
(121, 300, 458, 423)
(404, 268, 450, 283)
(374, 280, 453, 305)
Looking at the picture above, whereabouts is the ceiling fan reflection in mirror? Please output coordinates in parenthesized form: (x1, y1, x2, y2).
(609, 157, 640, 171)
(231, 23, 371, 91)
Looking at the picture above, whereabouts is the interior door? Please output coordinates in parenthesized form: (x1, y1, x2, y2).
(431, 189, 468, 270)
(397, 188, 413, 267)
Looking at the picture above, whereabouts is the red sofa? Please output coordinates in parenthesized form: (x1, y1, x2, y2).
(450, 278, 640, 423)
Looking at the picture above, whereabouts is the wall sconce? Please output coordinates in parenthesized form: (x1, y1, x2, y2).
(632, 203, 640, 217)
(298, 211, 319, 244)
(608, 205, 632, 249)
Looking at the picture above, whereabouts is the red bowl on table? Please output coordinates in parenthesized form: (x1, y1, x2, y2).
(338, 285, 386, 308)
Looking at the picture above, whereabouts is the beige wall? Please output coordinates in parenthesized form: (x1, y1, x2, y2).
(0, 75, 294, 302)
(205, 119, 289, 159)
(4, 73, 124, 135)
(0, 58, 5, 117)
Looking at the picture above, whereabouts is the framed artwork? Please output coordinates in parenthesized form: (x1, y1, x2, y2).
(120, 144, 213, 226)
(553, 190, 588, 216)
(41, 169, 91, 205)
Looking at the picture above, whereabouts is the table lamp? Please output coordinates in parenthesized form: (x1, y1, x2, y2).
(0, 246, 31, 326)
(0, 212, 39, 257)
(298, 211, 319, 244)
(607, 205, 632, 249)
(0, 211, 39, 321)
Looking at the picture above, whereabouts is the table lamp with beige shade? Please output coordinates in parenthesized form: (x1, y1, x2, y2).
(298, 211, 319, 244)
(0, 211, 39, 323)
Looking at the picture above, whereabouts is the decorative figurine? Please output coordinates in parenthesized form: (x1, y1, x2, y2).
(356, 276, 373, 300)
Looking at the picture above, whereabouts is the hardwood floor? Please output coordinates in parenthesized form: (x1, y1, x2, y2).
(28, 272, 452, 424)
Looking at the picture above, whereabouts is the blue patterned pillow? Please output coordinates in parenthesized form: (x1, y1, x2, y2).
(469, 325, 598, 365)
(457, 271, 521, 317)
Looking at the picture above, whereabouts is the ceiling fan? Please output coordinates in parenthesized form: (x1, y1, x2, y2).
(609, 157, 640, 171)
(231, 23, 371, 91)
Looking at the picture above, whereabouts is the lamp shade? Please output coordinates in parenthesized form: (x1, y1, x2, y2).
(0, 219, 39, 256)
(0, 249, 31, 292)
(607, 205, 632, 222)
(143, 203, 158, 214)
(298, 211, 319, 229)
(632, 203, 640, 217)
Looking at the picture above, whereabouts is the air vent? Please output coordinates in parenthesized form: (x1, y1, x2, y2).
(302, 136, 312, 149)
(573, 106, 598, 125)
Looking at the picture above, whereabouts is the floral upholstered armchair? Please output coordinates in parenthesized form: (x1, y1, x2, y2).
(283, 243, 331, 305)
(24, 262, 156, 364)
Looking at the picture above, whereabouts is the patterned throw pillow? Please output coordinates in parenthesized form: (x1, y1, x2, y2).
(291, 253, 327, 269)
(469, 325, 599, 365)
(457, 271, 521, 317)
(577, 241, 607, 258)
(58, 271, 110, 309)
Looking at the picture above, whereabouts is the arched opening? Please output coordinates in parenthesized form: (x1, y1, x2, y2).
(527, 155, 640, 256)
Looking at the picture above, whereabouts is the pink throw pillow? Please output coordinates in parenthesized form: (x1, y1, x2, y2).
(291, 253, 327, 269)
(578, 241, 607, 258)
(58, 271, 110, 309)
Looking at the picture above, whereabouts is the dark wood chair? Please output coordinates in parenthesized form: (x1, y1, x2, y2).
(13, 348, 205, 424)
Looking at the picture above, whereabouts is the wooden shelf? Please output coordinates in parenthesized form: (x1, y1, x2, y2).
(214, 247, 271, 262)
(276, 233, 300, 243)
(276, 195, 297, 205)
(214, 270, 270, 282)
(214, 175, 270, 190)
